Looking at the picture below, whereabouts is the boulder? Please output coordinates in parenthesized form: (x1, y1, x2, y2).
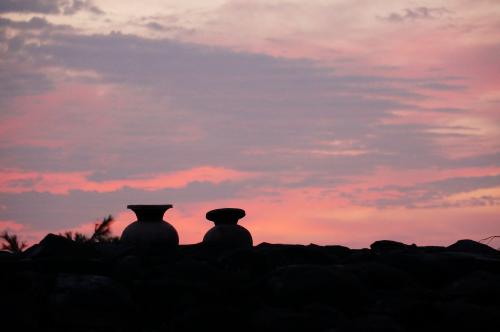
(371, 240, 415, 252)
(447, 239, 499, 256)
(0, 250, 14, 262)
(345, 261, 417, 290)
(443, 270, 500, 305)
(23, 233, 96, 259)
(48, 273, 132, 328)
(354, 314, 403, 332)
(252, 305, 321, 332)
(267, 264, 364, 307)
(1, 239, 500, 331)
(255, 243, 337, 267)
(435, 299, 500, 332)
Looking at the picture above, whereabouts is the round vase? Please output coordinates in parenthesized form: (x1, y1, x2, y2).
(121, 204, 179, 247)
(203, 208, 253, 248)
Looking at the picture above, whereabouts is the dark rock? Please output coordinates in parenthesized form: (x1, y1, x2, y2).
(23, 233, 96, 259)
(93, 241, 134, 259)
(133, 278, 188, 328)
(366, 288, 436, 329)
(345, 261, 418, 290)
(418, 245, 447, 253)
(345, 248, 374, 263)
(252, 305, 325, 332)
(447, 239, 499, 256)
(48, 273, 132, 328)
(354, 314, 403, 332)
(324, 244, 352, 258)
(0, 250, 15, 262)
(113, 254, 142, 280)
(443, 271, 500, 305)
(374, 250, 497, 287)
(171, 304, 249, 332)
(371, 240, 416, 252)
(2, 239, 500, 331)
(0, 269, 49, 329)
(152, 259, 223, 282)
(267, 264, 363, 307)
(256, 243, 337, 266)
(217, 247, 267, 275)
(435, 299, 500, 332)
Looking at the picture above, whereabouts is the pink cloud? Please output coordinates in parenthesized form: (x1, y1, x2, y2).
(0, 83, 124, 148)
(0, 220, 25, 232)
(0, 166, 257, 194)
(338, 166, 500, 190)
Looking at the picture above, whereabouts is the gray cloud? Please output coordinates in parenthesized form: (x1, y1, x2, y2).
(0, 30, 491, 178)
(0, 16, 72, 31)
(0, 0, 103, 15)
(0, 16, 52, 30)
(0, 64, 53, 100)
(418, 82, 466, 91)
(381, 7, 451, 22)
(347, 174, 500, 208)
(145, 21, 165, 31)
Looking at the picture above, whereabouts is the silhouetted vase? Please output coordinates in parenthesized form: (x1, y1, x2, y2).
(121, 204, 179, 248)
(203, 208, 253, 248)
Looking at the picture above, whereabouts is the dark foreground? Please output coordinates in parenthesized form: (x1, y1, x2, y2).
(1, 235, 500, 332)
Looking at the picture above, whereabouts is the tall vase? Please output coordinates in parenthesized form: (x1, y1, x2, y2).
(121, 205, 179, 248)
(203, 208, 253, 248)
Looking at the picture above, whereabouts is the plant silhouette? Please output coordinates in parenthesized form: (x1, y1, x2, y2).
(90, 214, 114, 242)
(60, 215, 118, 243)
(481, 235, 500, 250)
(0, 231, 27, 253)
(60, 231, 89, 243)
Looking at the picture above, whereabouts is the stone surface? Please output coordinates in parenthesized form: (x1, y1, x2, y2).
(48, 273, 132, 328)
(370, 240, 415, 252)
(0, 238, 499, 331)
(447, 239, 500, 256)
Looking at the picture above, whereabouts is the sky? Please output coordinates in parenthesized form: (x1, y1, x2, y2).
(0, 0, 499, 248)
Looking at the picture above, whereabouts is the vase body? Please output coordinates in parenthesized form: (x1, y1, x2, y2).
(121, 205, 179, 247)
(203, 208, 252, 248)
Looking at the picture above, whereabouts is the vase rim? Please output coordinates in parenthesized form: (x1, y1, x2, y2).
(206, 208, 245, 224)
(127, 204, 173, 210)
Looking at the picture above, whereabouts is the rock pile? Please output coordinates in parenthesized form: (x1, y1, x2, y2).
(1, 235, 499, 331)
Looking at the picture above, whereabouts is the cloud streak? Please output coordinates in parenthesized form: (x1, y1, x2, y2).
(0, 167, 256, 194)
(0, 0, 103, 15)
(380, 7, 451, 22)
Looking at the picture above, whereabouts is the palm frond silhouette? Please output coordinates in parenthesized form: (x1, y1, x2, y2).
(0, 231, 27, 253)
(60, 231, 89, 243)
(59, 215, 118, 243)
(90, 214, 115, 242)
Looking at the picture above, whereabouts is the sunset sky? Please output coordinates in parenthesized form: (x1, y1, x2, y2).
(1, 0, 499, 247)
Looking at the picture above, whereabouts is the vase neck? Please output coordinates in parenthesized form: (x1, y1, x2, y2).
(127, 204, 172, 222)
